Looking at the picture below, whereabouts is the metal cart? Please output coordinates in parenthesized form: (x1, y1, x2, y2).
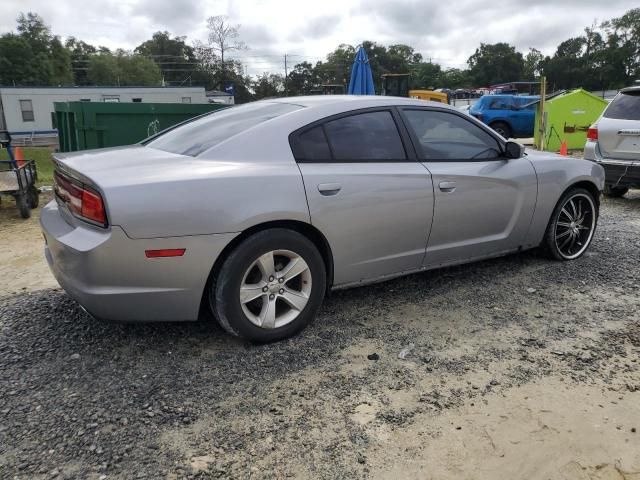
(0, 130, 39, 219)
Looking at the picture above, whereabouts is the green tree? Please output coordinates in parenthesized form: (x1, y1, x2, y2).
(191, 37, 253, 102)
(541, 37, 589, 90)
(602, 8, 640, 85)
(0, 34, 46, 85)
(66, 37, 97, 85)
(287, 61, 320, 95)
(119, 54, 162, 85)
(50, 37, 73, 85)
(439, 68, 471, 89)
(135, 31, 198, 85)
(16, 12, 50, 53)
(16, 12, 72, 85)
(316, 43, 355, 87)
(252, 73, 284, 99)
(411, 61, 442, 89)
(312, 42, 424, 93)
(467, 43, 524, 85)
(87, 51, 161, 86)
(204, 15, 247, 88)
(87, 53, 120, 85)
(523, 48, 544, 80)
(0, 12, 72, 85)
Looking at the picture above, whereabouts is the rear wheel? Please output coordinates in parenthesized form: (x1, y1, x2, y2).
(603, 185, 628, 198)
(210, 228, 326, 342)
(543, 188, 598, 261)
(15, 194, 31, 219)
(490, 121, 511, 139)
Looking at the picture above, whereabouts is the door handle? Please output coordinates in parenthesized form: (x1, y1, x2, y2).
(318, 183, 342, 196)
(439, 181, 457, 193)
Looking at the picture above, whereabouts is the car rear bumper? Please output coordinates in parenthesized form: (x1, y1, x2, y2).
(583, 141, 640, 187)
(598, 161, 640, 187)
(41, 200, 238, 322)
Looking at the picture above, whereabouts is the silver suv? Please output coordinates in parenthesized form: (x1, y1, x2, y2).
(584, 86, 640, 197)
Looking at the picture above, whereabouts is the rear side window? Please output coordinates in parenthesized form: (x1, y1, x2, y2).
(296, 126, 331, 161)
(488, 98, 514, 110)
(323, 111, 406, 161)
(604, 91, 640, 120)
(145, 102, 302, 156)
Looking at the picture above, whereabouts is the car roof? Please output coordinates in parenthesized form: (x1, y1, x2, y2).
(262, 95, 458, 110)
(482, 94, 539, 99)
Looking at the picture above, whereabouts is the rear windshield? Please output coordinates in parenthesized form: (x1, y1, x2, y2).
(604, 91, 640, 120)
(144, 102, 303, 156)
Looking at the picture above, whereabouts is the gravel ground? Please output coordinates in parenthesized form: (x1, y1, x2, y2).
(1, 192, 639, 480)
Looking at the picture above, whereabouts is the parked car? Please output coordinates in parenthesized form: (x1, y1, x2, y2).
(41, 96, 604, 342)
(469, 94, 539, 139)
(584, 86, 640, 197)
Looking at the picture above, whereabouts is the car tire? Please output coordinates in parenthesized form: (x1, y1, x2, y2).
(27, 186, 39, 209)
(16, 194, 31, 219)
(210, 228, 326, 343)
(543, 187, 598, 261)
(603, 185, 628, 198)
(490, 121, 512, 139)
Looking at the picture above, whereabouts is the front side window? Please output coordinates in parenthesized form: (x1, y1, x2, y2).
(604, 91, 640, 120)
(403, 109, 502, 160)
(145, 102, 302, 156)
(20, 99, 34, 122)
(323, 111, 406, 161)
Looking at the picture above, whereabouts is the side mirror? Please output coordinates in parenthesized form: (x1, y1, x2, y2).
(504, 141, 524, 159)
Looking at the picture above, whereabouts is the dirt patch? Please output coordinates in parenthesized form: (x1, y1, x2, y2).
(0, 192, 57, 295)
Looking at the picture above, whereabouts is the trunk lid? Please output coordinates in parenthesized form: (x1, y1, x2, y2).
(53, 145, 194, 187)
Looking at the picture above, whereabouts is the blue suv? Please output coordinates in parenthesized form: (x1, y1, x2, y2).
(469, 95, 539, 139)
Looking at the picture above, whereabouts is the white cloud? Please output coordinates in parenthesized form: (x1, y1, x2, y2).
(1, 0, 637, 76)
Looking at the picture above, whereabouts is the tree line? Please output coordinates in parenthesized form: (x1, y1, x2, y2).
(0, 9, 638, 103)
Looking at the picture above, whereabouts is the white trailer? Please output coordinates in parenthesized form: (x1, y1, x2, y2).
(0, 86, 207, 145)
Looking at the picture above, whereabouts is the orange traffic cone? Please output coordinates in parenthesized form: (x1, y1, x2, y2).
(14, 146, 25, 167)
(559, 140, 568, 156)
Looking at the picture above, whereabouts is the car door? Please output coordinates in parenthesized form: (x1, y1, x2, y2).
(398, 107, 537, 267)
(509, 97, 537, 137)
(291, 108, 434, 286)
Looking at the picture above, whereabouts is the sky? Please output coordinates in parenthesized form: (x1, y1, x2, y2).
(1, 0, 637, 76)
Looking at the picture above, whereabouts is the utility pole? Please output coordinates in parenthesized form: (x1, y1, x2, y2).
(537, 76, 547, 151)
(284, 54, 288, 97)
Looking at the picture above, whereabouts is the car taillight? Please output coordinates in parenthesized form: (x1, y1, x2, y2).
(587, 126, 598, 141)
(474, 113, 483, 121)
(54, 171, 107, 227)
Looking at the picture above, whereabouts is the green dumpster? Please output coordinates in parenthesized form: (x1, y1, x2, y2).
(534, 89, 608, 152)
(54, 102, 228, 152)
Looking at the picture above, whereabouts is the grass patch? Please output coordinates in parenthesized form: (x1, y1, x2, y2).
(0, 147, 55, 186)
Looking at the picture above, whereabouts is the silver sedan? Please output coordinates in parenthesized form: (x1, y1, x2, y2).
(41, 96, 605, 342)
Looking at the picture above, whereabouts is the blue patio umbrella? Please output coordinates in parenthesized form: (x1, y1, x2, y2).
(347, 46, 375, 95)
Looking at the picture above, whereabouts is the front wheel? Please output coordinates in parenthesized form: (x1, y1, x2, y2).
(543, 188, 598, 261)
(490, 121, 512, 139)
(210, 228, 326, 343)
